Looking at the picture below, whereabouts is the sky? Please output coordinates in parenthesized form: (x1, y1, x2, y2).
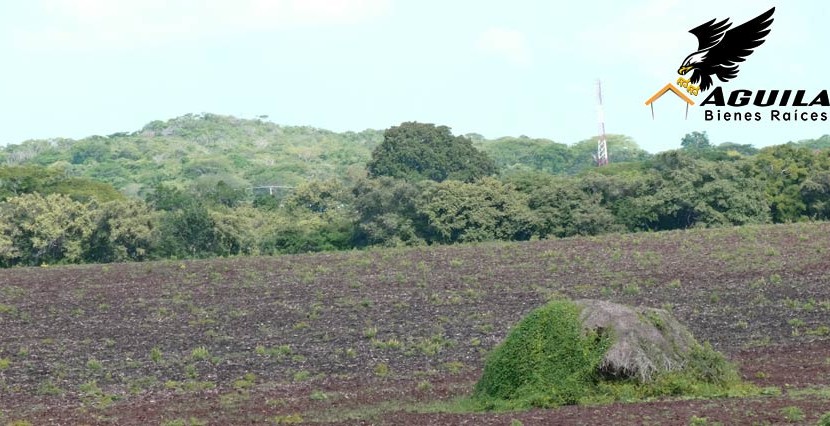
(0, 0, 828, 153)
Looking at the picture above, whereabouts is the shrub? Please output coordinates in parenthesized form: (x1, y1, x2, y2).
(150, 347, 163, 363)
(780, 406, 804, 422)
(190, 346, 210, 361)
(689, 416, 708, 426)
(374, 363, 390, 377)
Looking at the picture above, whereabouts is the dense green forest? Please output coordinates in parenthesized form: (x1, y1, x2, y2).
(1, 113, 829, 267)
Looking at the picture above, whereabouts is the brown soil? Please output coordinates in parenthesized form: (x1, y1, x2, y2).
(1, 222, 830, 424)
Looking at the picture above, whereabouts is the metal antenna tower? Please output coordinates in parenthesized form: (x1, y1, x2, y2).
(595, 79, 609, 167)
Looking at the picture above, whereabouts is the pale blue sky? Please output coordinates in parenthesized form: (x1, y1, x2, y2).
(1, 1, 826, 153)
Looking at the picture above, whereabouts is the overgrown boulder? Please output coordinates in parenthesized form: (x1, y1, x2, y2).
(576, 298, 697, 382)
(473, 298, 747, 409)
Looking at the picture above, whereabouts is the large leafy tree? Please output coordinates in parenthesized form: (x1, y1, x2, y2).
(749, 144, 830, 222)
(267, 179, 357, 253)
(350, 176, 428, 247)
(70, 136, 111, 164)
(515, 173, 623, 238)
(681, 131, 713, 151)
(800, 170, 830, 220)
(210, 206, 274, 256)
(154, 204, 220, 258)
(0, 166, 62, 200)
(478, 136, 574, 175)
(417, 177, 537, 244)
(793, 134, 830, 150)
(0, 193, 94, 266)
(146, 184, 222, 258)
(367, 122, 496, 182)
(0, 165, 123, 203)
(284, 179, 351, 214)
(716, 142, 759, 156)
(641, 151, 770, 229)
(84, 199, 158, 263)
(145, 184, 194, 212)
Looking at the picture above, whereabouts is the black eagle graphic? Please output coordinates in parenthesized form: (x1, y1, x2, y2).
(677, 7, 775, 92)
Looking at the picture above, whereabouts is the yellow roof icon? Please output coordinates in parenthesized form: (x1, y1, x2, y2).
(645, 83, 695, 119)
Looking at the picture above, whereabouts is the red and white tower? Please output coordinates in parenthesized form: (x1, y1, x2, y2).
(595, 79, 609, 167)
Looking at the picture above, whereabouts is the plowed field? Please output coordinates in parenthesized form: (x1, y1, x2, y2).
(2, 222, 830, 425)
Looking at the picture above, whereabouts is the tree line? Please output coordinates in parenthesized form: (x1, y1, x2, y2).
(1, 121, 829, 267)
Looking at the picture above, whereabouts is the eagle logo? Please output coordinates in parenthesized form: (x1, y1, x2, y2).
(677, 7, 775, 96)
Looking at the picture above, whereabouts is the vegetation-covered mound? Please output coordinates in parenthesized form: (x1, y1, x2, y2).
(577, 299, 697, 382)
(473, 299, 752, 409)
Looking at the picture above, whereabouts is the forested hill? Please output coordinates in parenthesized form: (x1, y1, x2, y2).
(0, 113, 384, 196)
(4, 113, 830, 181)
(3, 112, 830, 269)
(0, 112, 657, 196)
(3, 112, 829, 198)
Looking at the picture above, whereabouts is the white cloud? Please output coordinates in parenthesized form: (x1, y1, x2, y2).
(14, 0, 391, 51)
(476, 27, 532, 67)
